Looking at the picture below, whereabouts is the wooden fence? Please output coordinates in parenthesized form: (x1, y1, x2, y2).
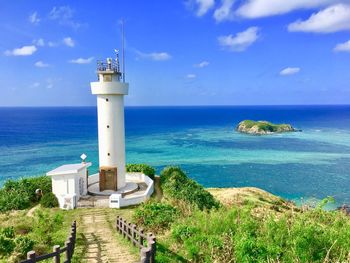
(116, 216, 156, 263)
(21, 221, 77, 263)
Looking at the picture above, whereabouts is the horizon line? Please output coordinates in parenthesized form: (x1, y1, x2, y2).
(0, 104, 349, 108)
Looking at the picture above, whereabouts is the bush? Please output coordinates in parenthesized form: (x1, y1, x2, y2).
(133, 202, 178, 232)
(160, 166, 220, 211)
(33, 209, 63, 246)
(0, 227, 15, 239)
(0, 234, 15, 255)
(0, 189, 31, 212)
(126, 164, 156, 180)
(171, 225, 199, 242)
(40, 192, 59, 208)
(0, 176, 52, 212)
(14, 236, 35, 256)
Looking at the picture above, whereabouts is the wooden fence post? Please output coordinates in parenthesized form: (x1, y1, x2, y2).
(123, 219, 127, 238)
(139, 228, 144, 247)
(140, 247, 151, 263)
(53, 245, 60, 263)
(65, 240, 71, 263)
(27, 251, 36, 262)
(119, 217, 122, 234)
(132, 224, 137, 246)
(150, 235, 156, 263)
(127, 223, 132, 241)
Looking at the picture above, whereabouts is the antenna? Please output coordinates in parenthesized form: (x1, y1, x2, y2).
(121, 19, 125, 83)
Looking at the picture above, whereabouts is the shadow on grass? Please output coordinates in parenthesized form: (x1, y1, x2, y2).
(156, 243, 188, 263)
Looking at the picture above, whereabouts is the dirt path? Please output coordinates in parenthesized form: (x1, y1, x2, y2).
(79, 210, 138, 263)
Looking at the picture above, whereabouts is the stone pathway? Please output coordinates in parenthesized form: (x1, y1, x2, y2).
(80, 210, 138, 263)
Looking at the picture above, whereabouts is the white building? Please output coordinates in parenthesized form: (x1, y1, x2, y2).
(47, 163, 91, 209)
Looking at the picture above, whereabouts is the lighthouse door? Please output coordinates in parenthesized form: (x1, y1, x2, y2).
(99, 167, 118, 191)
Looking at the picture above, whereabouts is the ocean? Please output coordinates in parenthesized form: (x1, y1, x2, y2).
(0, 105, 349, 206)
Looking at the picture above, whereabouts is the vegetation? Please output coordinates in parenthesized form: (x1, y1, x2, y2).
(126, 163, 156, 180)
(237, 120, 297, 134)
(160, 166, 220, 211)
(133, 202, 178, 232)
(0, 208, 67, 261)
(1, 168, 350, 262)
(136, 166, 350, 263)
(0, 176, 51, 212)
(40, 192, 59, 208)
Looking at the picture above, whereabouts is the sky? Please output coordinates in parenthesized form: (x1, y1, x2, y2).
(0, 0, 350, 106)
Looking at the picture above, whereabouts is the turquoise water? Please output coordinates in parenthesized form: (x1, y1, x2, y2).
(0, 106, 349, 206)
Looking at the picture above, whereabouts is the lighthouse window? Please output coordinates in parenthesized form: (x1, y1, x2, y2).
(107, 153, 110, 156)
(106, 98, 109, 102)
(107, 125, 110, 128)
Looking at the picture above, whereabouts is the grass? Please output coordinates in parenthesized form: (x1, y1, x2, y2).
(0, 207, 140, 262)
(134, 167, 350, 263)
(1, 169, 350, 262)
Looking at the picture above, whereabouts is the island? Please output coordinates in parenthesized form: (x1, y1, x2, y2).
(236, 120, 300, 135)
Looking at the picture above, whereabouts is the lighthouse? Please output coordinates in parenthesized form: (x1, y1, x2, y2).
(90, 53, 128, 191)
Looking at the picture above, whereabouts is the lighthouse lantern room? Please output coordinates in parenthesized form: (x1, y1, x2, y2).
(90, 52, 128, 191)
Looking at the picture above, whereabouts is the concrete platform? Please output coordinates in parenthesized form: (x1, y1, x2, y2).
(88, 181, 139, 196)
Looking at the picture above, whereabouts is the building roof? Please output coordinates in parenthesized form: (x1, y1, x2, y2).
(46, 163, 92, 176)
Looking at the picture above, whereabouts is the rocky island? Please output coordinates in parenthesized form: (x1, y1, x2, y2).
(236, 120, 300, 135)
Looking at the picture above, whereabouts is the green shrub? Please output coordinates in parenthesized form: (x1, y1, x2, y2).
(33, 209, 63, 246)
(0, 189, 31, 212)
(126, 164, 156, 180)
(40, 192, 59, 208)
(160, 166, 220, 210)
(14, 236, 35, 256)
(0, 234, 15, 255)
(133, 202, 178, 232)
(171, 225, 199, 242)
(0, 227, 15, 239)
(0, 176, 52, 212)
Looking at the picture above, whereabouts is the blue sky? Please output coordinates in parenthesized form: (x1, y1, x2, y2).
(1, 0, 350, 106)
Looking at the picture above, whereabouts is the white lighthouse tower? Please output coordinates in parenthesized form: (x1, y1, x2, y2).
(90, 52, 128, 191)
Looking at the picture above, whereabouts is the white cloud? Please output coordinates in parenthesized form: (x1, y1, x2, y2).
(4, 45, 37, 56)
(195, 0, 215, 16)
(214, 0, 235, 22)
(35, 61, 50, 67)
(280, 67, 300, 76)
(186, 74, 197, 79)
(236, 0, 331, 19)
(218, 27, 259, 52)
(30, 82, 40, 88)
(33, 38, 45, 47)
(69, 57, 94, 64)
(48, 41, 58, 47)
(137, 51, 172, 61)
(194, 61, 210, 68)
(334, 40, 350, 52)
(48, 6, 81, 29)
(63, 37, 75, 47)
(29, 12, 40, 25)
(288, 4, 350, 33)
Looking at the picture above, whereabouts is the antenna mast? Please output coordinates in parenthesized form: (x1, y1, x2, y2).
(121, 19, 125, 83)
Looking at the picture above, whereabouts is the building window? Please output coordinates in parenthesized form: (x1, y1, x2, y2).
(107, 125, 110, 128)
(107, 153, 110, 156)
(106, 98, 109, 102)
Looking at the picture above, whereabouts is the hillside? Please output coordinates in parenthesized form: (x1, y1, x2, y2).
(1, 167, 350, 262)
